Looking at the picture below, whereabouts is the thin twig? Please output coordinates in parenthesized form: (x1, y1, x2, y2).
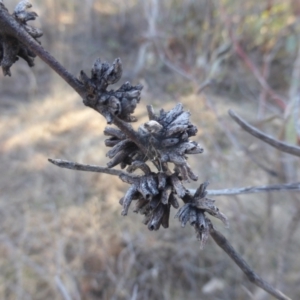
(209, 225, 292, 300)
(143, 0, 197, 83)
(205, 182, 300, 196)
(287, 25, 300, 141)
(55, 276, 72, 300)
(204, 95, 278, 177)
(156, 48, 197, 83)
(197, 80, 213, 94)
(48, 158, 125, 176)
(233, 41, 286, 110)
(49, 159, 300, 196)
(229, 109, 300, 157)
(217, 3, 286, 111)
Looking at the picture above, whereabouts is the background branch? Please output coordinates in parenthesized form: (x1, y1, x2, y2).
(54, 276, 72, 300)
(206, 182, 300, 196)
(229, 109, 300, 157)
(209, 225, 292, 300)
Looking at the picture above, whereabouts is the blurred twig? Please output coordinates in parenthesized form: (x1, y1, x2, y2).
(197, 80, 213, 94)
(55, 276, 72, 300)
(229, 110, 300, 157)
(155, 44, 197, 83)
(209, 224, 292, 300)
(218, 2, 287, 111)
(204, 95, 278, 177)
(206, 182, 300, 196)
(233, 41, 286, 111)
(142, 0, 204, 89)
(130, 284, 139, 300)
(286, 26, 300, 138)
(258, 35, 285, 118)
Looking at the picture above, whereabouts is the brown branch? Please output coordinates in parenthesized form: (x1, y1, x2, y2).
(204, 95, 278, 177)
(209, 225, 292, 300)
(0, 5, 85, 97)
(229, 109, 300, 157)
(55, 276, 72, 300)
(197, 80, 213, 94)
(48, 158, 125, 177)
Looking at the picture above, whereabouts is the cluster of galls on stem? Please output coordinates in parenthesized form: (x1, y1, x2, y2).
(79, 58, 228, 248)
(79, 58, 142, 124)
(0, 0, 42, 76)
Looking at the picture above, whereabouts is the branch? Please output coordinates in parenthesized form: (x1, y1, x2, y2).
(209, 225, 292, 300)
(54, 276, 72, 300)
(217, 3, 286, 111)
(0, 4, 85, 96)
(48, 158, 125, 176)
(233, 42, 286, 110)
(49, 159, 300, 196)
(229, 110, 300, 157)
(206, 182, 300, 196)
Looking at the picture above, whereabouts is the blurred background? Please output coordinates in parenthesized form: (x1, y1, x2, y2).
(1, 0, 300, 299)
